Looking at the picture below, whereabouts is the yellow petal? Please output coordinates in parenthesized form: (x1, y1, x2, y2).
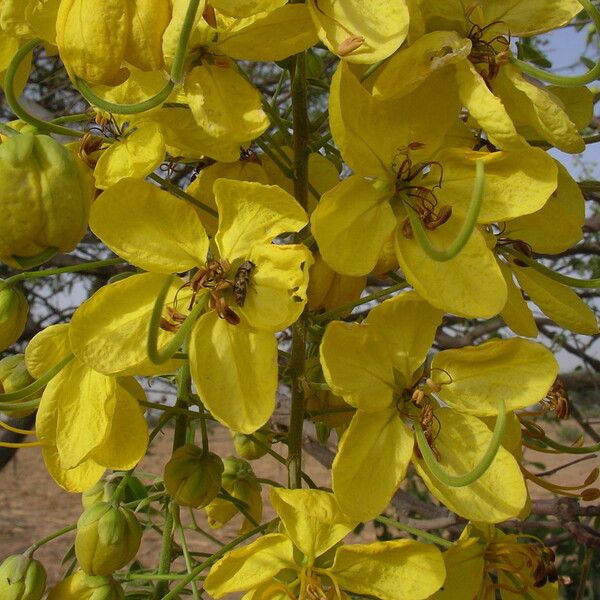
(396, 218, 507, 318)
(430, 539, 485, 600)
(217, 4, 318, 61)
(307, 0, 409, 63)
(185, 159, 270, 236)
(69, 273, 184, 376)
(41, 446, 105, 492)
(312, 176, 396, 276)
(497, 260, 538, 338)
(331, 539, 446, 600)
(433, 338, 558, 416)
(365, 292, 443, 383)
(204, 534, 295, 598)
(211, 0, 286, 17)
(333, 409, 413, 521)
(90, 178, 209, 273)
(25, 323, 71, 378)
(503, 162, 584, 254)
(373, 31, 471, 99)
(454, 60, 527, 151)
(124, 0, 170, 71)
(513, 265, 599, 335)
(36, 359, 115, 469)
(414, 409, 528, 522)
(546, 85, 594, 131)
(189, 312, 278, 433)
(492, 64, 585, 153)
(433, 146, 557, 223)
(94, 122, 165, 189)
(270, 488, 356, 559)
(320, 321, 394, 411)
(90, 381, 148, 470)
(214, 179, 307, 259)
(161, 106, 244, 162)
(241, 243, 312, 332)
(307, 253, 366, 313)
(483, 0, 582, 36)
(184, 63, 269, 143)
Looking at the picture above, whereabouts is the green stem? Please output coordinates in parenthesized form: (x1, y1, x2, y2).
(153, 500, 176, 600)
(139, 399, 196, 418)
(510, 0, 600, 86)
(149, 173, 218, 218)
(76, 0, 202, 114)
(25, 524, 77, 554)
(161, 521, 273, 600)
(0, 258, 125, 290)
(111, 471, 134, 505)
(501, 246, 600, 289)
(403, 160, 485, 262)
(360, 58, 389, 82)
(174, 507, 201, 600)
(147, 276, 207, 365)
(313, 280, 409, 323)
(4, 39, 86, 138)
(374, 516, 452, 548)
(414, 398, 507, 487)
(0, 354, 73, 404)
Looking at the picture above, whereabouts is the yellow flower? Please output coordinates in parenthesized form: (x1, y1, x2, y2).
(205, 487, 446, 600)
(24, 324, 149, 492)
(320, 291, 557, 522)
(312, 62, 557, 318)
(70, 178, 312, 433)
(431, 523, 559, 599)
(374, 4, 591, 153)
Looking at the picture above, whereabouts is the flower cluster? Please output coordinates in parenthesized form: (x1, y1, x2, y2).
(0, 1, 599, 599)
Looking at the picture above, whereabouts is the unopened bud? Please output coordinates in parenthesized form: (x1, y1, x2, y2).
(164, 445, 223, 508)
(75, 503, 142, 576)
(0, 354, 37, 417)
(232, 428, 273, 461)
(0, 554, 46, 600)
(47, 571, 124, 600)
(0, 284, 28, 350)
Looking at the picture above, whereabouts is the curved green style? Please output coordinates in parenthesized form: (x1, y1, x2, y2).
(510, 0, 600, 87)
(413, 398, 507, 487)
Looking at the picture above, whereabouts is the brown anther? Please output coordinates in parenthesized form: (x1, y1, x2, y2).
(203, 4, 217, 27)
(401, 217, 413, 239)
(78, 132, 103, 169)
(423, 205, 452, 230)
(425, 378, 442, 393)
(159, 318, 180, 333)
(543, 378, 570, 420)
(337, 35, 365, 57)
(411, 388, 426, 407)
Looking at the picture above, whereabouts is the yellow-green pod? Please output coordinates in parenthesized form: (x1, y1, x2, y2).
(0, 134, 94, 268)
(47, 571, 124, 600)
(75, 503, 142, 576)
(0, 554, 46, 600)
(164, 444, 224, 508)
(0, 284, 28, 349)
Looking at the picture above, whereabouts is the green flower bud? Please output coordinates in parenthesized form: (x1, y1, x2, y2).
(0, 285, 28, 350)
(0, 133, 94, 269)
(47, 572, 124, 600)
(75, 503, 142, 576)
(81, 481, 117, 510)
(232, 428, 273, 461)
(205, 457, 262, 534)
(164, 444, 223, 508)
(0, 554, 47, 600)
(0, 354, 37, 417)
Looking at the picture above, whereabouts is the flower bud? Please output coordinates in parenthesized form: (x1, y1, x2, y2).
(0, 134, 94, 269)
(0, 285, 28, 350)
(205, 457, 262, 534)
(164, 444, 223, 508)
(47, 571, 124, 600)
(232, 428, 273, 461)
(0, 354, 38, 417)
(0, 554, 46, 600)
(81, 481, 117, 510)
(56, 0, 170, 86)
(75, 503, 142, 576)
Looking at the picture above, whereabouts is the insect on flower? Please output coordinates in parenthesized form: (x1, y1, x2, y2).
(233, 260, 255, 307)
